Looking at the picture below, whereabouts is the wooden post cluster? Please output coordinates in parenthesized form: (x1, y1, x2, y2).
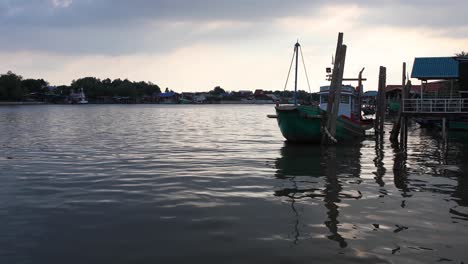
(323, 32, 346, 144)
(375, 66, 387, 135)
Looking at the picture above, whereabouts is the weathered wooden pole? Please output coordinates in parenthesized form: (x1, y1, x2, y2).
(322, 32, 344, 144)
(400, 63, 407, 144)
(375, 67, 387, 135)
(357, 68, 365, 119)
(325, 33, 344, 119)
(390, 63, 406, 142)
(329, 45, 347, 138)
(402, 80, 411, 149)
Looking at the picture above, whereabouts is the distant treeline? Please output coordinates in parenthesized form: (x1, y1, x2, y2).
(0, 71, 316, 103)
(0, 71, 161, 101)
(0, 71, 48, 101)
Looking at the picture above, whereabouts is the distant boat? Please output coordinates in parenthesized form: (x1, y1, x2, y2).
(77, 88, 88, 104)
(69, 88, 88, 104)
(270, 41, 371, 143)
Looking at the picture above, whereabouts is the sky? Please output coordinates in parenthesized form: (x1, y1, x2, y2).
(0, 0, 467, 92)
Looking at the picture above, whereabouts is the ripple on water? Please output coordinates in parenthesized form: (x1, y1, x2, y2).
(0, 105, 468, 263)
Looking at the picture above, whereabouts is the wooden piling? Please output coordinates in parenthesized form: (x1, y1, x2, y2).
(399, 63, 407, 145)
(401, 80, 411, 150)
(375, 66, 387, 135)
(322, 32, 345, 144)
(390, 63, 408, 143)
(329, 45, 347, 138)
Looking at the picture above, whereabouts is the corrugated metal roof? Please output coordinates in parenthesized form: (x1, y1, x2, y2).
(411, 57, 459, 80)
(363, 91, 378, 97)
(158, 92, 177, 98)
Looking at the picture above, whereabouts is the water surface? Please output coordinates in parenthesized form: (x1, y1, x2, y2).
(1, 105, 467, 263)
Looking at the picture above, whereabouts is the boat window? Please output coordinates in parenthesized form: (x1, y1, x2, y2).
(321, 95, 328, 103)
(341, 95, 350, 104)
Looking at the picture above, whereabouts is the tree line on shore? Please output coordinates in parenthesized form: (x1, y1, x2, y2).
(0, 71, 315, 103)
(0, 71, 162, 102)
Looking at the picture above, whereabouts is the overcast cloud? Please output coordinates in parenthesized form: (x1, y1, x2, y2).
(0, 0, 467, 90)
(1, 0, 467, 55)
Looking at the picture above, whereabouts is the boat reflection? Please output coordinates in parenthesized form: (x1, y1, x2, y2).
(274, 142, 362, 247)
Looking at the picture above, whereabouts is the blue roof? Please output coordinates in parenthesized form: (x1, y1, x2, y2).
(411, 57, 459, 80)
(159, 92, 177, 98)
(363, 91, 378, 97)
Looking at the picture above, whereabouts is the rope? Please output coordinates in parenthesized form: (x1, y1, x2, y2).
(299, 46, 312, 94)
(283, 47, 296, 91)
(323, 126, 338, 143)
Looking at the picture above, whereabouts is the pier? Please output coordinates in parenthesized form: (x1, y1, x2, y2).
(388, 56, 468, 149)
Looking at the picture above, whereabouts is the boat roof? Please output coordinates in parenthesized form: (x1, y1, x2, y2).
(318, 85, 355, 95)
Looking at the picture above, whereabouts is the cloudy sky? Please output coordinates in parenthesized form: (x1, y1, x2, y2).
(0, 0, 467, 92)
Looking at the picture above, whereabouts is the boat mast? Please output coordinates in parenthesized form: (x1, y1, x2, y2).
(294, 41, 300, 106)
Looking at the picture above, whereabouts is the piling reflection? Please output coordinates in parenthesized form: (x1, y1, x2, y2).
(374, 135, 386, 187)
(449, 140, 468, 221)
(322, 146, 347, 248)
(393, 128, 468, 219)
(274, 143, 362, 247)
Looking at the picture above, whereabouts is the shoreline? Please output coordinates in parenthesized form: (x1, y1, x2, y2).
(0, 101, 279, 106)
(0, 101, 46, 105)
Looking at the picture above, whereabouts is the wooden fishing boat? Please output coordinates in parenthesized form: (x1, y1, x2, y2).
(270, 40, 372, 143)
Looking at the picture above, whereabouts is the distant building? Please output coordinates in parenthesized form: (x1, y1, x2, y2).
(193, 93, 207, 104)
(385, 81, 449, 101)
(157, 92, 180, 104)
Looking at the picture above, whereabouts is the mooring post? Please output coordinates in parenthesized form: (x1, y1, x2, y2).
(390, 63, 406, 142)
(375, 66, 387, 135)
(399, 63, 406, 141)
(323, 32, 344, 144)
(329, 45, 347, 138)
(402, 80, 411, 150)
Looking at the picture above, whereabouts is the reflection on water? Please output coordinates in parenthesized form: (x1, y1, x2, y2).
(274, 143, 363, 248)
(273, 126, 468, 262)
(1, 105, 468, 263)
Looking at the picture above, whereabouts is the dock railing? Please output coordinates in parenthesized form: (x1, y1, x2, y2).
(403, 98, 468, 114)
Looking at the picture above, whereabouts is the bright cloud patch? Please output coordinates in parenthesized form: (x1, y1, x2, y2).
(51, 0, 72, 8)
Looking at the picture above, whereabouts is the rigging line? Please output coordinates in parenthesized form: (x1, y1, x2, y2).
(299, 46, 312, 93)
(283, 47, 296, 91)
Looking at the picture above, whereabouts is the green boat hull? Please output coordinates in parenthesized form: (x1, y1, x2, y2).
(447, 120, 468, 131)
(276, 105, 322, 143)
(388, 101, 400, 113)
(275, 105, 366, 143)
(434, 119, 468, 131)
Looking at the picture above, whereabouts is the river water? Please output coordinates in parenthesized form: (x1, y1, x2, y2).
(0, 105, 467, 263)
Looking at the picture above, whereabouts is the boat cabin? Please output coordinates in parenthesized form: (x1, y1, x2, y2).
(318, 85, 359, 119)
